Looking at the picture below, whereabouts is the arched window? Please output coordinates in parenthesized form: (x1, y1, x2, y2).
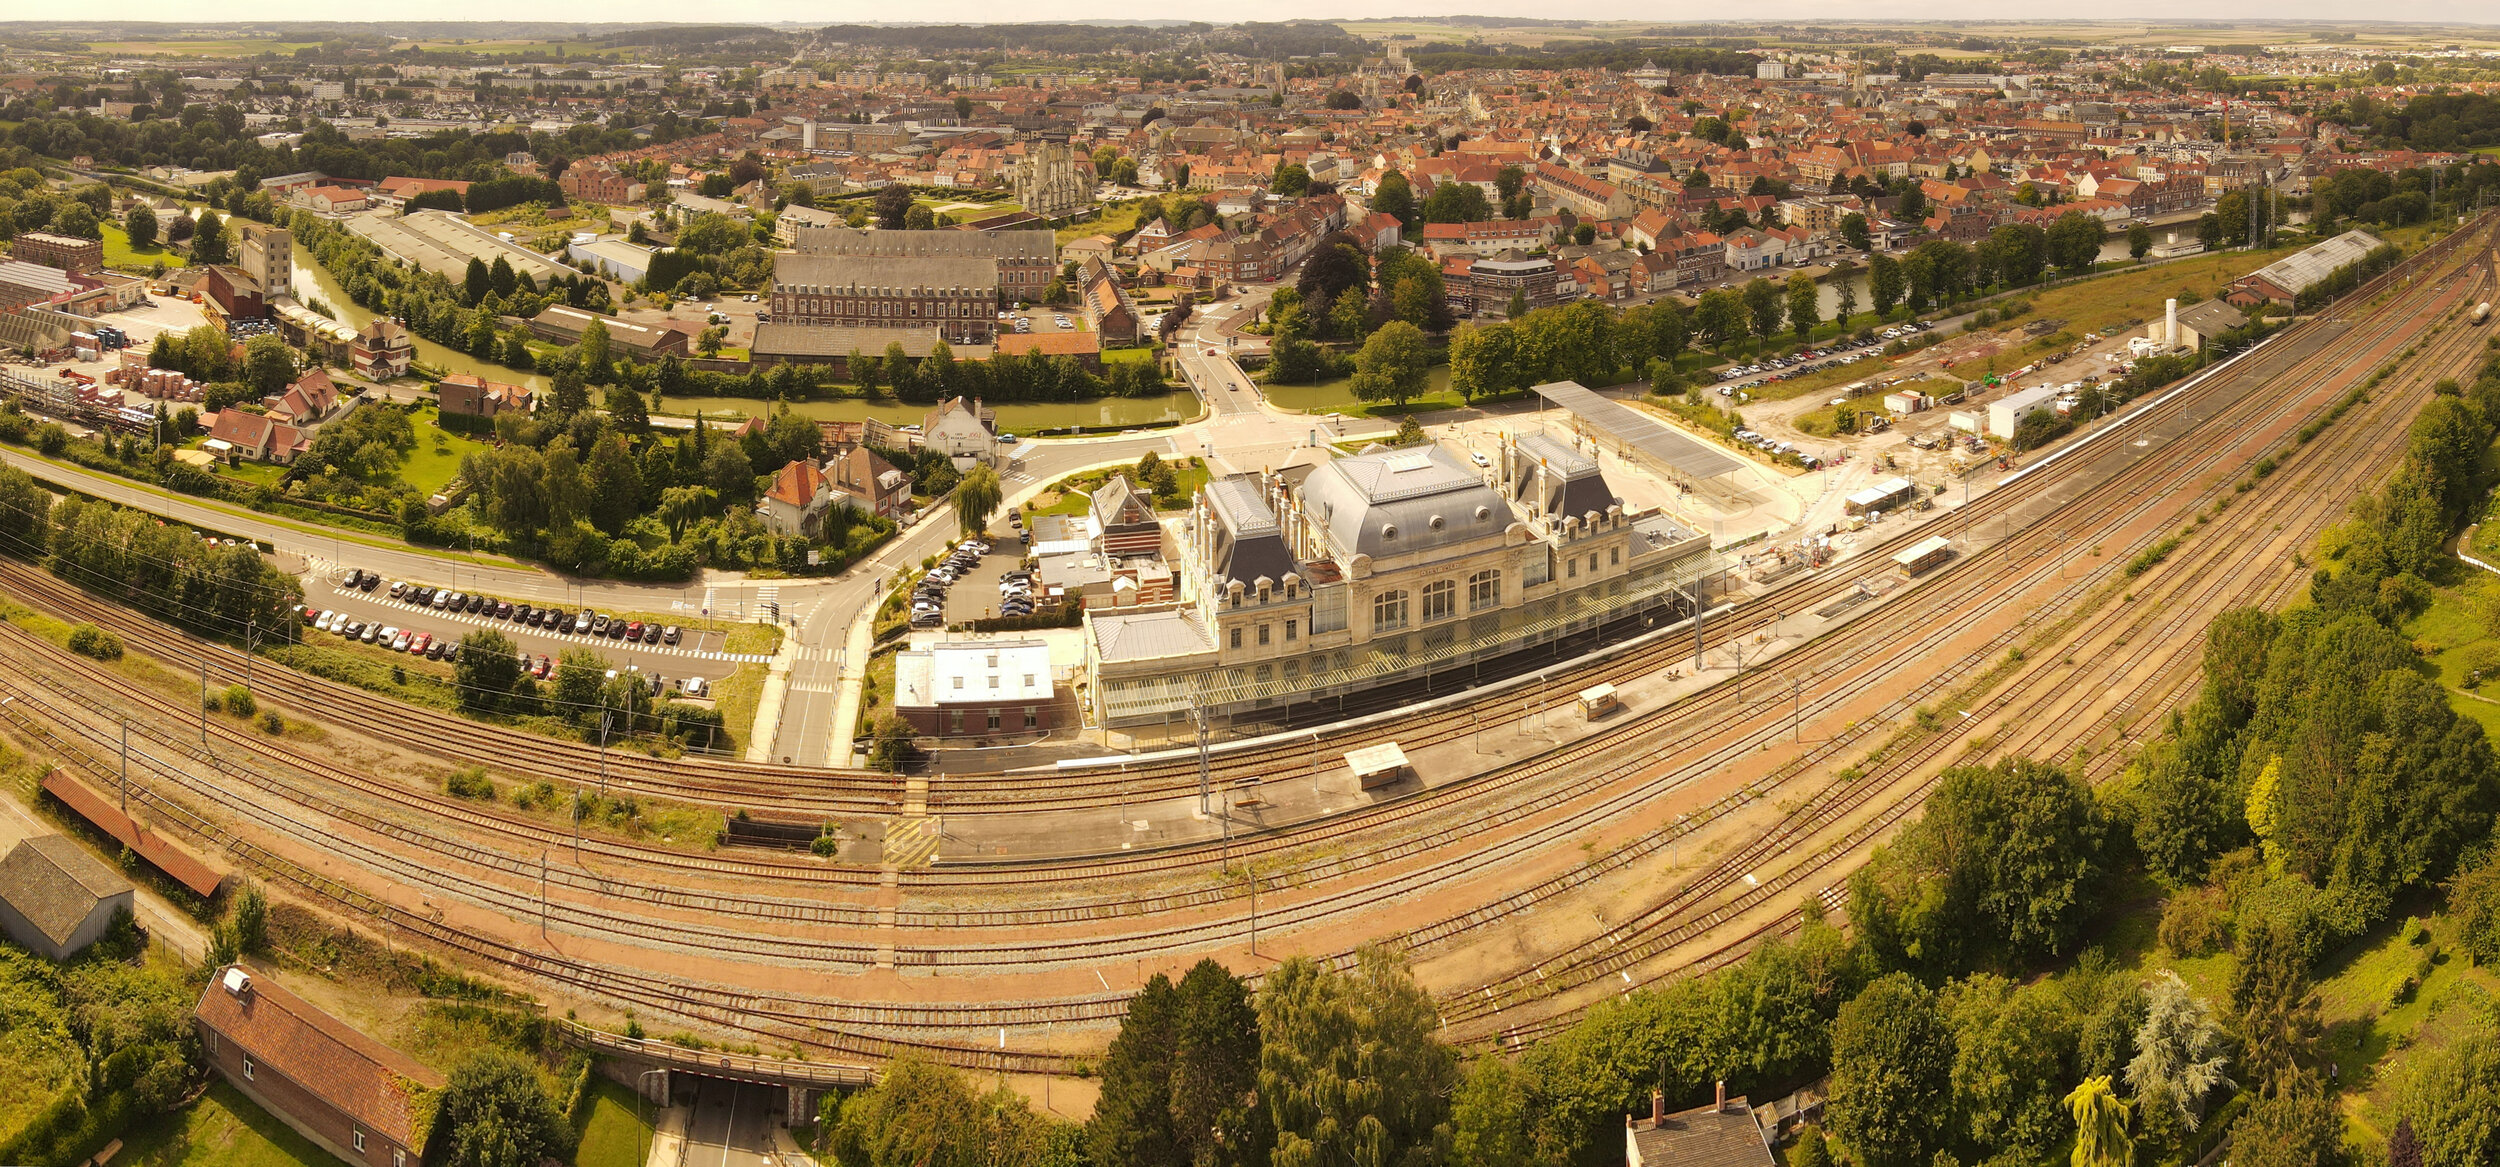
(1372, 590, 1409, 632)
(1422, 579, 1456, 622)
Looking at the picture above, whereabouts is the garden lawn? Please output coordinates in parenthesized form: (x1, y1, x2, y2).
(573, 1077, 656, 1167)
(1101, 346, 1157, 366)
(405, 405, 495, 495)
(1262, 367, 1459, 417)
(101, 223, 171, 273)
(113, 1080, 343, 1167)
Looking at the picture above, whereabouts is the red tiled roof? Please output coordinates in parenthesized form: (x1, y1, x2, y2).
(766, 459, 826, 508)
(194, 967, 445, 1145)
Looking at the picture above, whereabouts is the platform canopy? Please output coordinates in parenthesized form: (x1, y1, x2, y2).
(1530, 381, 1746, 479)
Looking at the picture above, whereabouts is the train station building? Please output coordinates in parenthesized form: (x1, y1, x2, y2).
(1082, 435, 1716, 729)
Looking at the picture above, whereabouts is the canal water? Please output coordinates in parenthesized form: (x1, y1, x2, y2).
(290, 242, 1199, 432)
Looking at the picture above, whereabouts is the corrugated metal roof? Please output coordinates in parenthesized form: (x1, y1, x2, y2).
(2242, 229, 2380, 296)
(1530, 381, 1745, 478)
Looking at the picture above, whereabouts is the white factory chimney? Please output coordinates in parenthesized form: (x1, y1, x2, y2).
(2165, 298, 2179, 347)
(802, 120, 817, 151)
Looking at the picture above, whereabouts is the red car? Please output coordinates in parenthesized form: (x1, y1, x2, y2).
(409, 632, 431, 655)
(625, 621, 644, 640)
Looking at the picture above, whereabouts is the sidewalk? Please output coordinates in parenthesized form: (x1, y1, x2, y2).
(642, 1104, 691, 1167)
(740, 630, 805, 764)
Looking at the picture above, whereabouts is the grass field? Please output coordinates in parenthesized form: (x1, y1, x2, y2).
(573, 1077, 657, 1167)
(85, 39, 321, 56)
(1262, 367, 1459, 417)
(405, 406, 494, 495)
(713, 660, 770, 756)
(102, 222, 171, 274)
(1057, 200, 1147, 246)
(114, 1080, 340, 1167)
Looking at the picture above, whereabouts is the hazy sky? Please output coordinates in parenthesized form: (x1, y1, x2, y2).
(61, 2, 2500, 27)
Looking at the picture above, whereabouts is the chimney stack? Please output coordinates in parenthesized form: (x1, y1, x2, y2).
(1652, 1090, 1666, 1125)
(1715, 1080, 1727, 1112)
(2165, 298, 2179, 347)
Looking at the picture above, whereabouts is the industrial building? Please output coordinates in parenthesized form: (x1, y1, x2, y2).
(1987, 385, 2061, 440)
(1083, 435, 1715, 728)
(2224, 229, 2382, 307)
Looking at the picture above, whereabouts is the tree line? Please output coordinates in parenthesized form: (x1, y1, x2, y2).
(0, 464, 303, 647)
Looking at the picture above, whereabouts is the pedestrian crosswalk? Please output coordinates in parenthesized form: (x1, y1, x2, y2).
(318, 586, 775, 664)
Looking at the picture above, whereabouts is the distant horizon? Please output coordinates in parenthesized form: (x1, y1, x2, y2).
(24, 5, 2500, 31)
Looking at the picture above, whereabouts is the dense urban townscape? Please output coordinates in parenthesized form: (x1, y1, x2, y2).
(5, 12, 2500, 1167)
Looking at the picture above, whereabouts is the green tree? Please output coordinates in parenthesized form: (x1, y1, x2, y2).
(1741, 278, 1784, 350)
(1785, 273, 1820, 341)
(2128, 222, 2154, 261)
(1450, 1056, 1556, 1167)
(0, 465, 53, 557)
(904, 204, 936, 231)
(1841, 212, 1871, 251)
(1693, 288, 1748, 352)
(1946, 975, 2080, 1158)
(1272, 161, 1311, 197)
(1423, 181, 1493, 223)
(1374, 170, 1417, 229)
(1350, 321, 1432, 410)
(240, 334, 296, 396)
(605, 385, 649, 435)
(123, 202, 158, 250)
(1171, 959, 1266, 1167)
(1091, 975, 1181, 1166)
(465, 256, 493, 305)
(2126, 970, 2233, 1130)
(428, 1050, 576, 1167)
(1448, 322, 1518, 404)
(2064, 1076, 2133, 1167)
(874, 185, 914, 230)
(1260, 949, 1456, 1167)
(455, 628, 523, 712)
(2454, 856, 2500, 967)
(2232, 918, 2320, 1091)
(2047, 211, 2105, 276)
(190, 209, 229, 265)
(1868, 252, 1904, 316)
(2230, 1073, 2346, 1167)
(48, 201, 100, 240)
(1828, 973, 1955, 1167)
(955, 463, 1003, 539)
(577, 318, 614, 383)
(830, 1055, 1062, 1167)
(1853, 758, 2109, 972)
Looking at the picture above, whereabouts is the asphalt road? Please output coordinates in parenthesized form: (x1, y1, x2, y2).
(682, 1079, 783, 1167)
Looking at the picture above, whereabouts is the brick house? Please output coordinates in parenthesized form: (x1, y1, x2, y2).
(194, 967, 446, 1167)
(435, 373, 533, 419)
(561, 160, 647, 205)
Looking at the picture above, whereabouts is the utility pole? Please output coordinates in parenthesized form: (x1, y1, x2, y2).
(119, 720, 128, 812)
(199, 659, 209, 748)
(1193, 705, 1212, 818)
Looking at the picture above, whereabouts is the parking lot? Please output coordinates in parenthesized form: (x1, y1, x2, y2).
(1711, 323, 1929, 398)
(1000, 306, 1089, 337)
(907, 535, 1037, 630)
(301, 569, 766, 699)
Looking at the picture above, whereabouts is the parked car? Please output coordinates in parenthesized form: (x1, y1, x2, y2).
(662, 625, 681, 645)
(642, 623, 662, 644)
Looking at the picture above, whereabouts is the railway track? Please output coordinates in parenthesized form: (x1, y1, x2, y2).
(1451, 262, 2496, 1044)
